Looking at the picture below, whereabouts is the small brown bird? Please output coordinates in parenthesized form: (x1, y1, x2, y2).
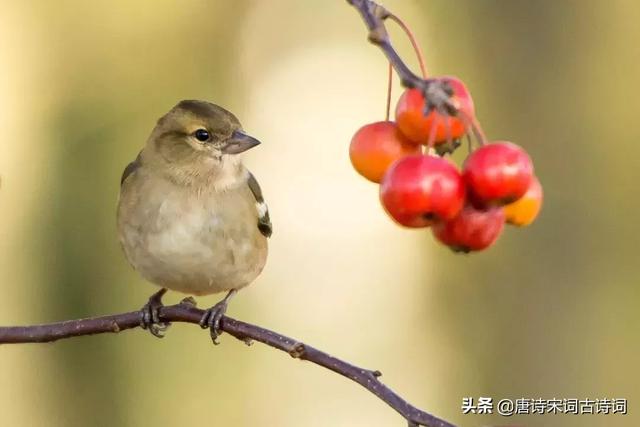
(117, 100, 271, 342)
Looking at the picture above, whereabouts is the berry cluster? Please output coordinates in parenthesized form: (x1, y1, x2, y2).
(349, 77, 543, 253)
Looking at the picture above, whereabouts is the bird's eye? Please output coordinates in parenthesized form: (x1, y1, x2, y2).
(194, 129, 210, 142)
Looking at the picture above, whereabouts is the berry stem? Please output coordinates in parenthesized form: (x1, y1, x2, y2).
(459, 110, 488, 147)
(466, 133, 473, 155)
(469, 114, 488, 146)
(381, 12, 429, 146)
(426, 114, 440, 154)
(384, 14, 427, 121)
(444, 110, 453, 150)
(387, 13, 428, 78)
(385, 61, 392, 121)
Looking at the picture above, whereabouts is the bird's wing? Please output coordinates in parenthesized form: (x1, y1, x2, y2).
(247, 172, 272, 238)
(120, 152, 142, 186)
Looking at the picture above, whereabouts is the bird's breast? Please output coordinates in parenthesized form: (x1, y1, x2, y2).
(118, 180, 267, 295)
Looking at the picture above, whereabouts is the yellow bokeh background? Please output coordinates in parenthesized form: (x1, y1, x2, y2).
(1, 1, 639, 426)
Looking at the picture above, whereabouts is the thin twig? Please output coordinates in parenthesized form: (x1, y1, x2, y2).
(0, 304, 455, 427)
(347, 0, 456, 116)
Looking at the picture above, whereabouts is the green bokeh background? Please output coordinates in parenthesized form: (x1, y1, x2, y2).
(0, 1, 638, 426)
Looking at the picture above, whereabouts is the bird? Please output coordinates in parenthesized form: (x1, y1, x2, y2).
(117, 100, 271, 343)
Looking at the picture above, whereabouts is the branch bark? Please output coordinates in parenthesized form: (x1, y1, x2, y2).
(0, 304, 455, 427)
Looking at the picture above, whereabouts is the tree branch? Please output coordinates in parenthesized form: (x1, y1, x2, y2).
(0, 303, 455, 427)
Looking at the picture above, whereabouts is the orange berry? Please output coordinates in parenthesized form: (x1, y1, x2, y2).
(349, 121, 421, 183)
(395, 76, 475, 145)
(503, 176, 543, 226)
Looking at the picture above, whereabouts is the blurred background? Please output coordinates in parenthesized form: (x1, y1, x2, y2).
(1, 1, 638, 426)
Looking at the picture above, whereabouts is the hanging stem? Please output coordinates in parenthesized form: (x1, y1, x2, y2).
(459, 109, 488, 147)
(426, 115, 441, 155)
(382, 11, 430, 154)
(386, 61, 393, 121)
(383, 9, 428, 121)
(387, 13, 428, 78)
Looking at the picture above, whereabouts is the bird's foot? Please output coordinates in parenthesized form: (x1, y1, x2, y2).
(140, 288, 170, 338)
(199, 290, 236, 345)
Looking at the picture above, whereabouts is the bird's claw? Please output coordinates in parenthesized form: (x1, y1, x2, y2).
(199, 299, 229, 345)
(140, 288, 170, 338)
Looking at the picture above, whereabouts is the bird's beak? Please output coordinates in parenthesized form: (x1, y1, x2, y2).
(221, 130, 261, 154)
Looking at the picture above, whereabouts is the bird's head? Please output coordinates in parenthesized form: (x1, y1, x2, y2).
(144, 100, 260, 186)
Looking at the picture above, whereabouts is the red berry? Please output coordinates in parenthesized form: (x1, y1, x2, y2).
(395, 76, 475, 145)
(432, 204, 505, 253)
(380, 155, 466, 228)
(463, 141, 534, 207)
(349, 121, 421, 183)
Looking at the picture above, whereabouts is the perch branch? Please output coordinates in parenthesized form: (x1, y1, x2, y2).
(0, 303, 455, 427)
